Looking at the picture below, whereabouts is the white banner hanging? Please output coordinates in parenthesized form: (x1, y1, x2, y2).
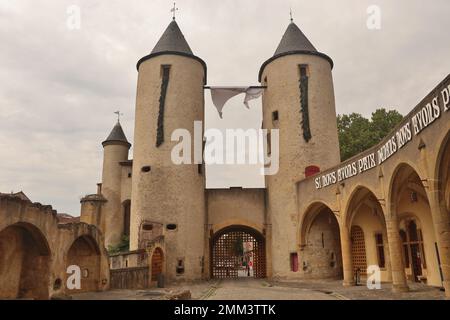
(209, 87, 264, 118)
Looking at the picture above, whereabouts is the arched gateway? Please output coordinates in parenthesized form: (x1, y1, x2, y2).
(0, 223, 51, 299)
(211, 225, 266, 279)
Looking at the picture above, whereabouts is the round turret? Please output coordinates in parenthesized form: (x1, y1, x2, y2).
(260, 22, 340, 277)
(101, 121, 131, 247)
(130, 20, 206, 281)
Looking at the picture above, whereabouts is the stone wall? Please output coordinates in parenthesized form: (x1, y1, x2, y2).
(0, 194, 110, 299)
(110, 267, 149, 290)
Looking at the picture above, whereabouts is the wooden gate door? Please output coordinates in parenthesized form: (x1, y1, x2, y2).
(211, 226, 266, 279)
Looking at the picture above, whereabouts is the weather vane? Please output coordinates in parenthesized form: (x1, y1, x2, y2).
(114, 110, 123, 122)
(171, 2, 178, 20)
(290, 8, 294, 23)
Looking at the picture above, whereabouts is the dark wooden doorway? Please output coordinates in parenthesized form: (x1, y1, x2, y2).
(151, 248, 164, 281)
(400, 220, 426, 282)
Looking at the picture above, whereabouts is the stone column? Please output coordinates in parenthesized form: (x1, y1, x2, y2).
(340, 225, 354, 286)
(428, 189, 450, 298)
(203, 224, 212, 280)
(382, 229, 393, 282)
(385, 213, 409, 292)
(265, 223, 273, 279)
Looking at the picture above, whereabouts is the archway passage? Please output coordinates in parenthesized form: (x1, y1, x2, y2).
(211, 226, 266, 279)
(346, 187, 391, 283)
(400, 220, 426, 282)
(302, 204, 343, 279)
(391, 164, 440, 286)
(0, 223, 51, 299)
(437, 131, 450, 216)
(436, 131, 450, 293)
(67, 236, 100, 293)
(151, 248, 164, 281)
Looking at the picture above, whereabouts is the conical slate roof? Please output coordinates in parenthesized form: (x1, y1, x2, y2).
(274, 22, 317, 55)
(136, 20, 207, 83)
(258, 22, 333, 82)
(102, 121, 131, 147)
(151, 20, 193, 55)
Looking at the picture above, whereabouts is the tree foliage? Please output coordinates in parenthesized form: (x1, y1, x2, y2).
(337, 108, 403, 161)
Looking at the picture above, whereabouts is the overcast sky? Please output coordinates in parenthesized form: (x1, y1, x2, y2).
(0, 0, 449, 215)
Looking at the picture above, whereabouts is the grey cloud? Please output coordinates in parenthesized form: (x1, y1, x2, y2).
(0, 0, 448, 215)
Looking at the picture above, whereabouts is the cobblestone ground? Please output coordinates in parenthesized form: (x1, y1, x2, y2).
(71, 278, 446, 300)
(271, 279, 446, 300)
(206, 279, 336, 300)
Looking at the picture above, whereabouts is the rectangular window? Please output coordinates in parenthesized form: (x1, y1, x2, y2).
(403, 244, 410, 267)
(290, 252, 298, 272)
(272, 110, 279, 123)
(161, 64, 171, 77)
(299, 65, 308, 77)
(419, 229, 427, 268)
(400, 230, 410, 267)
(375, 233, 386, 268)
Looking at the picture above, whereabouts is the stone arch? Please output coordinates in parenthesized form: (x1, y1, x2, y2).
(66, 235, 101, 293)
(432, 129, 450, 294)
(0, 222, 51, 299)
(122, 200, 131, 237)
(344, 186, 390, 281)
(435, 130, 450, 214)
(388, 162, 428, 215)
(212, 219, 264, 237)
(299, 201, 336, 247)
(389, 163, 441, 286)
(211, 225, 266, 279)
(343, 184, 384, 227)
(300, 202, 342, 279)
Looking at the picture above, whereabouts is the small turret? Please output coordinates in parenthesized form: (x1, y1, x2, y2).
(102, 121, 131, 148)
(80, 193, 106, 227)
(101, 121, 131, 247)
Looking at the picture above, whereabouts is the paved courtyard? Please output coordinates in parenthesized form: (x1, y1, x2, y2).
(72, 278, 446, 300)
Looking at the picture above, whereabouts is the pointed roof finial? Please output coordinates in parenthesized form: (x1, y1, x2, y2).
(114, 110, 123, 123)
(171, 2, 178, 21)
(290, 8, 293, 23)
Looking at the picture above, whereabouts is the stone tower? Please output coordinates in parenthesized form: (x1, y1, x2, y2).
(101, 121, 131, 247)
(130, 20, 207, 281)
(259, 22, 340, 277)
